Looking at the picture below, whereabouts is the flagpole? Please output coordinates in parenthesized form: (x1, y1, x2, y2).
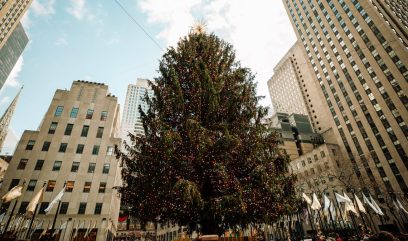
(52, 182, 66, 233)
(26, 181, 46, 239)
(352, 192, 368, 233)
(1, 199, 18, 237)
(332, 190, 346, 231)
(297, 212, 304, 241)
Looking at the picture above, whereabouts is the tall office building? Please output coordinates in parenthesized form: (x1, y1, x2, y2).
(121, 78, 153, 144)
(268, 41, 333, 133)
(0, 81, 122, 240)
(0, 22, 28, 90)
(0, 0, 32, 49)
(0, 87, 22, 152)
(282, 0, 408, 195)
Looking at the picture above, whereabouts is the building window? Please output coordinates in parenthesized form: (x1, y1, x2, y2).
(26, 140, 35, 150)
(314, 154, 318, 161)
(81, 125, 89, 137)
(18, 202, 29, 214)
(100, 111, 108, 121)
(39, 202, 49, 214)
(78, 202, 87, 214)
(102, 164, 110, 174)
(99, 182, 107, 193)
(17, 159, 28, 170)
(9, 179, 20, 190)
(59, 143, 68, 152)
(66, 181, 75, 192)
(59, 202, 69, 214)
(71, 162, 80, 172)
(46, 180, 56, 192)
(83, 182, 92, 193)
(94, 203, 103, 214)
(76, 144, 84, 154)
(42, 141, 51, 151)
(321, 151, 326, 158)
(106, 146, 114, 156)
(92, 145, 100, 155)
(52, 161, 62, 171)
(64, 124, 74, 135)
(96, 127, 104, 138)
(54, 106, 64, 117)
(27, 180, 37, 191)
(88, 163, 96, 173)
(86, 109, 94, 119)
(34, 160, 44, 170)
(48, 122, 58, 134)
(70, 107, 79, 118)
(332, 149, 336, 156)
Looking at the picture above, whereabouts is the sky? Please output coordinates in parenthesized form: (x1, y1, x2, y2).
(0, 0, 297, 154)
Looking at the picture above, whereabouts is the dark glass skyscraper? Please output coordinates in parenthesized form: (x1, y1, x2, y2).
(0, 23, 28, 90)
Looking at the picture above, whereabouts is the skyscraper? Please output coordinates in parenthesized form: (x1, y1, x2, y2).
(0, 22, 29, 90)
(268, 41, 333, 133)
(0, 0, 32, 49)
(0, 87, 22, 152)
(282, 0, 408, 194)
(0, 81, 122, 240)
(121, 78, 154, 145)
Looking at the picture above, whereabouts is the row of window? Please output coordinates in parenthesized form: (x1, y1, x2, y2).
(26, 139, 114, 155)
(48, 122, 105, 138)
(9, 179, 108, 193)
(17, 201, 103, 215)
(17, 159, 111, 174)
(55, 106, 108, 121)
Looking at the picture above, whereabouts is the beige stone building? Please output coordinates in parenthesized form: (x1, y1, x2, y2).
(282, 0, 408, 196)
(0, 80, 122, 240)
(0, 0, 32, 49)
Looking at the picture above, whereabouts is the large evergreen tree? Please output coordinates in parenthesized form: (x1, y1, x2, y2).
(116, 29, 298, 235)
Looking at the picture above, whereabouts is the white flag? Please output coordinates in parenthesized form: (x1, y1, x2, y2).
(345, 202, 358, 215)
(1, 184, 24, 203)
(311, 193, 321, 210)
(44, 187, 65, 213)
(83, 221, 91, 238)
(39, 221, 50, 238)
(354, 194, 366, 213)
(363, 193, 379, 214)
(26, 187, 44, 216)
(335, 192, 352, 203)
(302, 193, 312, 205)
(370, 195, 384, 215)
(397, 199, 408, 214)
(84, 221, 96, 238)
(73, 220, 85, 238)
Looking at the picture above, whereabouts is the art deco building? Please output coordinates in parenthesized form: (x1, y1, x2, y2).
(121, 78, 153, 145)
(282, 0, 408, 195)
(0, 81, 122, 240)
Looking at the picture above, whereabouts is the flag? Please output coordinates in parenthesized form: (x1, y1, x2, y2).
(73, 220, 85, 239)
(26, 187, 44, 216)
(370, 195, 384, 215)
(39, 221, 50, 239)
(83, 221, 91, 238)
(85, 221, 96, 238)
(335, 192, 352, 203)
(311, 193, 321, 210)
(1, 184, 24, 203)
(302, 193, 312, 205)
(397, 199, 408, 214)
(354, 194, 366, 213)
(363, 193, 380, 214)
(345, 202, 358, 215)
(44, 187, 65, 213)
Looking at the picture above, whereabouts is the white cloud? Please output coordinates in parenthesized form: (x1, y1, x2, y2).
(67, 0, 95, 21)
(31, 0, 55, 16)
(55, 35, 68, 46)
(138, 0, 297, 106)
(4, 57, 24, 89)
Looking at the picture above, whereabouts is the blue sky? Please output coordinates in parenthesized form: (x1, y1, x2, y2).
(0, 0, 297, 154)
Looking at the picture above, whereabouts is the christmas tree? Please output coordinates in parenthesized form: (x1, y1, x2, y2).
(116, 26, 298, 235)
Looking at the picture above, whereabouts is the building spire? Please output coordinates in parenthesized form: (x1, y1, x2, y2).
(0, 87, 22, 152)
